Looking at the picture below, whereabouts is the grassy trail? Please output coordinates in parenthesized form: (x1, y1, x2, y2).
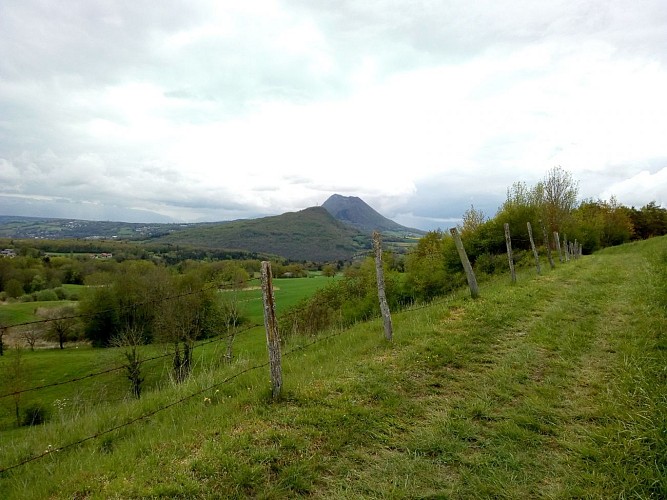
(1, 239, 665, 498)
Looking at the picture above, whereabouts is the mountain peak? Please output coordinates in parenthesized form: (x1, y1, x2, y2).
(322, 194, 424, 235)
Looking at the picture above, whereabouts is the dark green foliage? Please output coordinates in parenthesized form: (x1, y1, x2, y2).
(153, 207, 370, 262)
(279, 257, 409, 337)
(626, 201, 667, 240)
(21, 404, 48, 426)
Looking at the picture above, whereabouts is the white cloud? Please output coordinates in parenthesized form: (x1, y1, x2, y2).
(600, 168, 667, 207)
(1, 0, 666, 227)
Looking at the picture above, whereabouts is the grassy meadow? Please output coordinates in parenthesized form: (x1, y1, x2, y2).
(0, 237, 665, 498)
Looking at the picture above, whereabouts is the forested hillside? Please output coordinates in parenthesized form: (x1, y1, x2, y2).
(150, 206, 369, 261)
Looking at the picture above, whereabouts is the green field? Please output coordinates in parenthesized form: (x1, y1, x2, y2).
(0, 276, 336, 432)
(235, 275, 337, 324)
(0, 300, 79, 326)
(0, 238, 665, 498)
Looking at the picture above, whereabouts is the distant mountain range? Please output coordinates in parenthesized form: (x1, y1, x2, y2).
(0, 195, 422, 261)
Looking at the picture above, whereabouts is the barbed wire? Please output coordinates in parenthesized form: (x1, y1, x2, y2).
(0, 323, 261, 400)
(0, 321, 356, 475)
(0, 358, 271, 475)
(0, 245, 575, 475)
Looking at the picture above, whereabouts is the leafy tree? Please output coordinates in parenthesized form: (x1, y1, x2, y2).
(79, 262, 171, 346)
(322, 264, 336, 277)
(4, 279, 24, 299)
(635, 202, 667, 238)
(405, 231, 452, 302)
(154, 274, 222, 382)
(79, 286, 120, 347)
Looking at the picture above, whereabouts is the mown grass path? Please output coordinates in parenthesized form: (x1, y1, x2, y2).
(1, 238, 665, 498)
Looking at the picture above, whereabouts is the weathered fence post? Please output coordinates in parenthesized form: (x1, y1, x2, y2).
(503, 223, 517, 283)
(372, 231, 393, 341)
(574, 239, 580, 259)
(553, 231, 563, 263)
(260, 261, 282, 399)
(540, 220, 556, 269)
(563, 235, 570, 262)
(527, 222, 541, 275)
(449, 227, 479, 298)
(0, 325, 6, 356)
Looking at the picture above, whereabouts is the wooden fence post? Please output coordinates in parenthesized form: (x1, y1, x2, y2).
(0, 325, 9, 356)
(527, 222, 541, 275)
(0, 325, 6, 356)
(260, 261, 282, 399)
(372, 231, 393, 341)
(449, 227, 479, 298)
(553, 231, 563, 263)
(563, 235, 570, 262)
(503, 223, 517, 283)
(540, 220, 556, 269)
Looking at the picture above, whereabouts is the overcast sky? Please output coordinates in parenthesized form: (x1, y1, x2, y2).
(1, 0, 666, 230)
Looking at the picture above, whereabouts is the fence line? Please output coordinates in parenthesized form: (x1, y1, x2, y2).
(0, 324, 261, 400)
(0, 318, 355, 475)
(0, 225, 585, 476)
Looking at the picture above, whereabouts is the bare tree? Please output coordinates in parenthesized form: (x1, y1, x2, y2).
(2, 345, 26, 427)
(460, 204, 486, 236)
(540, 166, 579, 233)
(21, 328, 41, 351)
(221, 292, 241, 363)
(111, 325, 145, 399)
(43, 305, 79, 349)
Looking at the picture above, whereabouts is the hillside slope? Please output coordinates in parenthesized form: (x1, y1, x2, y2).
(322, 194, 424, 235)
(152, 206, 369, 261)
(2, 237, 664, 498)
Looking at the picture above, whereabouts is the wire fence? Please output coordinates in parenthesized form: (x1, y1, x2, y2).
(0, 323, 260, 400)
(0, 321, 354, 475)
(0, 232, 579, 476)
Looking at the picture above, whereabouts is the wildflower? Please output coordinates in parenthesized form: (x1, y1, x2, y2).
(204, 397, 211, 404)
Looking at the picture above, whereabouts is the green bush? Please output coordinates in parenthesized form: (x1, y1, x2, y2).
(22, 404, 49, 426)
(473, 252, 501, 275)
(36, 289, 59, 302)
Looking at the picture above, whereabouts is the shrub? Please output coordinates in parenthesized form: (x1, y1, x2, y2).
(473, 252, 501, 275)
(22, 404, 49, 426)
(20, 293, 36, 302)
(36, 289, 59, 302)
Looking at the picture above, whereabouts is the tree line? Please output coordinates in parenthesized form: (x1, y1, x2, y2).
(281, 167, 667, 336)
